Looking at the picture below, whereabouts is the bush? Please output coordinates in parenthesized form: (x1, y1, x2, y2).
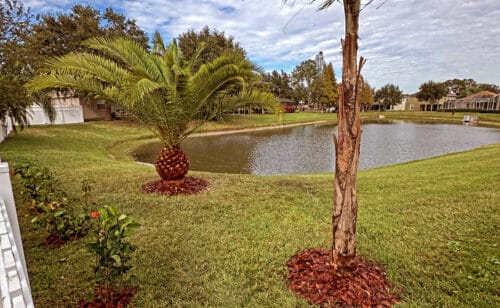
(87, 206, 140, 289)
(31, 208, 91, 246)
(13, 162, 65, 213)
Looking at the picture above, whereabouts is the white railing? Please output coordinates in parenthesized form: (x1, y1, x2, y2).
(0, 161, 34, 308)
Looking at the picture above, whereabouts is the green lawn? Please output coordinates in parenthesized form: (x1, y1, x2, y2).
(0, 118, 499, 307)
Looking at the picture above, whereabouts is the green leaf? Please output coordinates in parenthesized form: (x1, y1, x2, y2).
(54, 210, 65, 217)
(111, 254, 122, 267)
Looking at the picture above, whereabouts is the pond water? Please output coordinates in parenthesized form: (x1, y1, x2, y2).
(133, 120, 500, 175)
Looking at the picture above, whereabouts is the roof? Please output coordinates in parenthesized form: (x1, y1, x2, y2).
(464, 91, 498, 99)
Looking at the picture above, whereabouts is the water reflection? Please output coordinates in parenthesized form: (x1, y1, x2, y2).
(133, 121, 499, 175)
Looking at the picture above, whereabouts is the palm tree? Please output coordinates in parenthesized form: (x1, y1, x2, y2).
(26, 34, 278, 185)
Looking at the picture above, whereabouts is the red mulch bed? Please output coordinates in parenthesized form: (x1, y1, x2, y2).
(141, 176, 209, 196)
(79, 286, 138, 308)
(286, 248, 399, 307)
(41, 232, 79, 248)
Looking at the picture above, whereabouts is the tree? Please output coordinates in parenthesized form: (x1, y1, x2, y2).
(286, 0, 389, 270)
(291, 59, 319, 105)
(0, 0, 53, 130)
(444, 78, 476, 98)
(26, 34, 278, 185)
(28, 4, 148, 69)
(323, 63, 339, 108)
(262, 70, 294, 98)
(359, 78, 374, 111)
(292, 0, 367, 268)
(416, 81, 448, 103)
(477, 83, 500, 93)
(177, 26, 246, 73)
(375, 83, 403, 110)
(310, 74, 330, 107)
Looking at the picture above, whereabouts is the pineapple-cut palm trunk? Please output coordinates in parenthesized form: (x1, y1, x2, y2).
(155, 146, 190, 185)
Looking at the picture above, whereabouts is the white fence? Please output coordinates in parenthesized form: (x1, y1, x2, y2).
(27, 105, 84, 125)
(0, 105, 84, 144)
(0, 118, 14, 144)
(0, 161, 34, 307)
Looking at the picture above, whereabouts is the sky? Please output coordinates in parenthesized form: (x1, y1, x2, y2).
(23, 0, 500, 93)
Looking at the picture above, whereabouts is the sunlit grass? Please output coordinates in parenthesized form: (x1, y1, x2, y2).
(0, 118, 498, 307)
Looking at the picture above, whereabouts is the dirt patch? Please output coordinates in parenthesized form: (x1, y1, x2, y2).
(287, 248, 399, 307)
(79, 285, 138, 307)
(141, 176, 209, 196)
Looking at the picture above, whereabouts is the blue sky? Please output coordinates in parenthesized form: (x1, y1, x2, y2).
(23, 0, 500, 93)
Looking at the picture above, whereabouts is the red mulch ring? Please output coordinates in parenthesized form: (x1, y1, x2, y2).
(286, 248, 399, 307)
(141, 176, 209, 196)
(79, 285, 138, 308)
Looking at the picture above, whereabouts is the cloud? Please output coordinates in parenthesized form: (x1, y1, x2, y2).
(23, 0, 500, 92)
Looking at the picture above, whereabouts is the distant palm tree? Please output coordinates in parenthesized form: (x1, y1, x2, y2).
(27, 33, 278, 184)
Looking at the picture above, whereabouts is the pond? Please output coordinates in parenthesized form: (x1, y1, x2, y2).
(133, 120, 500, 175)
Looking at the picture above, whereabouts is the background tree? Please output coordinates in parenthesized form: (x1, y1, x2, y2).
(0, 0, 53, 130)
(375, 83, 403, 110)
(261, 70, 294, 98)
(177, 26, 246, 72)
(416, 80, 448, 103)
(28, 4, 148, 69)
(310, 74, 330, 108)
(359, 78, 374, 111)
(27, 35, 278, 186)
(323, 63, 339, 108)
(291, 59, 319, 106)
(477, 83, 500, 93)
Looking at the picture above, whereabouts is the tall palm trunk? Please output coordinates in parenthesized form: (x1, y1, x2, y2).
(155, 146, 190, 185)
(331, 0, 365, 269)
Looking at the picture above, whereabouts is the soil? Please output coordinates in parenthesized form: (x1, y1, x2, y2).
(286, 248, 399, 307)
(141, 176, 209, 196)
(79, 285, 138, 308)
(41, 232, 79, 248)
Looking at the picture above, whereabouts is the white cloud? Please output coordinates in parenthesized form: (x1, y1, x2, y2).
(23, 0, 500, 93)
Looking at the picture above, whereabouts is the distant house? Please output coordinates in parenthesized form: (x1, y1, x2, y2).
(29, 91, 130, 125)
(417, 93, 457, 111)
(442, 91, 500, 111)
(277, 98, 297, 106)
(49, 91, 112, 121)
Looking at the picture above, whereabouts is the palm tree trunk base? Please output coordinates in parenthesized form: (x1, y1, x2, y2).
(163, 177, 185, 187)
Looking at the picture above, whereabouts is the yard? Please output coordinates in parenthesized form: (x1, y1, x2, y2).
(0, 114, 498, 307)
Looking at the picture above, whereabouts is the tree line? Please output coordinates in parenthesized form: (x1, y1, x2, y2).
(259, 53, 375, 111)
(0, 1, 258, 130)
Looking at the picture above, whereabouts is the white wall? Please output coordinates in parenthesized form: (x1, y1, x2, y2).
(27, 105, 84, 125)
(0, 117, 14, 144)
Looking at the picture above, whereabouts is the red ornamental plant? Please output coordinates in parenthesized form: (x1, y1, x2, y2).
(84, 206, 140, 306)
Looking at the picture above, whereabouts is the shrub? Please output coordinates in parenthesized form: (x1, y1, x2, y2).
(13, 162, 64, 213)
(87, 206, 140, 289)
(31, 208, 91, 246)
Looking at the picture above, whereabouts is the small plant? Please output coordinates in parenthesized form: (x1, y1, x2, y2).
(81, 179, 95, 207)
(13, 162, 64, 212)
(31, 208, 91, 247)
(87, 206, 140, 292)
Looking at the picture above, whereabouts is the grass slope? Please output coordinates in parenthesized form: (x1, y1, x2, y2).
(0, 119, 498, 307)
